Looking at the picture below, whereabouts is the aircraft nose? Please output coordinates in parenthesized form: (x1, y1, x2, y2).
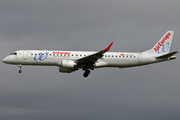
(2, 57, 8, 63)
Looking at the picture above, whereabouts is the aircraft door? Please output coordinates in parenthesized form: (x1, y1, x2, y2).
(23, 50, 28, 60)
(138, 52, 142, 63)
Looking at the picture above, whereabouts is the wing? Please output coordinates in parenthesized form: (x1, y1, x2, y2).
(76, 42, 113, 68)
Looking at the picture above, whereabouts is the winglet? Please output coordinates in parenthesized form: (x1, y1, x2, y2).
(104, 42, 113, 51)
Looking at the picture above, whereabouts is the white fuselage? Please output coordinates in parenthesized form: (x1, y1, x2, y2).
(2, 31, 177, 77)
(2, 50, 164, 68)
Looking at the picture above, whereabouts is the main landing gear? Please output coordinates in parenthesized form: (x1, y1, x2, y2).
(83, 69, 90, 77)
(18, 65, 22, 73)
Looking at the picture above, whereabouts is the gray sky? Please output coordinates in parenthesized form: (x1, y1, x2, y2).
(0, 0, 180, 120)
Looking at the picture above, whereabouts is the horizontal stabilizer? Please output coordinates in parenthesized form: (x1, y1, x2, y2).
(156, 51, 178, 59)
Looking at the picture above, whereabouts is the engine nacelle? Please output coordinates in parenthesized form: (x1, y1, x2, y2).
(59, 67, 72, 73)
(61, 60, 77, 68)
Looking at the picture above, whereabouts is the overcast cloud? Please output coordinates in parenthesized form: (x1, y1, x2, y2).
(0, 0, 180, 120)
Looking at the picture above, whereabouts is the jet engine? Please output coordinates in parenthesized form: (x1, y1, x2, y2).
(61, 60, 77, 68)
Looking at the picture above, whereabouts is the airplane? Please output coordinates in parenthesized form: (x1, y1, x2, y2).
(2, 31, 178, 77)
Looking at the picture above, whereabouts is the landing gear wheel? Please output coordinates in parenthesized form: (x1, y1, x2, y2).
(18, 70, 22, 73)
(83, 69, 90, 77)
(18, 65, 22, 73)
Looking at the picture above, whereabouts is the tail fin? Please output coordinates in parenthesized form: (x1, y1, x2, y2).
(143, 31, 174, 55)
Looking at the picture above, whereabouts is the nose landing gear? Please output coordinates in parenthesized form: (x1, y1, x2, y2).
(19, 70, 22, 73)
(83, 69, 90, 77)
(18, 65, 22, 73)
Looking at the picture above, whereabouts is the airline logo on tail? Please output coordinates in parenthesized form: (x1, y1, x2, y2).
(154, 33, 171, 53)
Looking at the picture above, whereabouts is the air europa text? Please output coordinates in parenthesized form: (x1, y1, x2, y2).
(154, 33, 171, 52)
(52, 51, 70, 54)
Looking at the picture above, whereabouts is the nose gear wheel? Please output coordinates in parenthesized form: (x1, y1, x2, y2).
(18, 65, 22, 73)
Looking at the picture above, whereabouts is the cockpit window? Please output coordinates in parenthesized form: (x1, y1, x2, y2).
(10, 52, 17, 55)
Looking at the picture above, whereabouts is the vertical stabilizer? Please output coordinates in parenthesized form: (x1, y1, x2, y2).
(143, 31, 174, 55)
